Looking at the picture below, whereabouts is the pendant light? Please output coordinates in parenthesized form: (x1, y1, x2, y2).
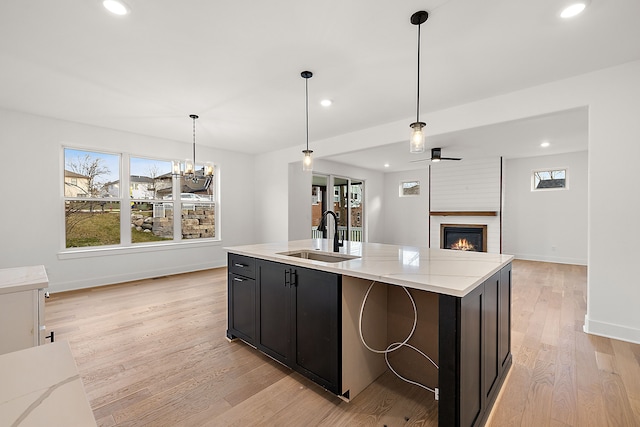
(301, 71, 314, 172)
(409, 11, 429, 154)
(172, 114, 213, 184)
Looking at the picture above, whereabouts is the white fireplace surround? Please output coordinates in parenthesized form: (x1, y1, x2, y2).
(431, 215, 500, 253)
(429, 158, 503, 254)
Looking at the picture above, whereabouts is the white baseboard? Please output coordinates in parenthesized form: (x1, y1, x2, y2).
(583, 315, 640, 345)
(48, 261, 226, 293)
(511, 253, 587, 266)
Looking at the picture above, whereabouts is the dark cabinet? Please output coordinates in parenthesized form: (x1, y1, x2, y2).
(293, 266, 341, 393)
(227, 256, 342, 395)
(439, 262, 512, 427)
(226, 254, 256, 344)
(256, 260, 292, 364)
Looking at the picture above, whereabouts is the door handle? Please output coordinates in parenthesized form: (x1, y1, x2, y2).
(284, 269, 290, 287)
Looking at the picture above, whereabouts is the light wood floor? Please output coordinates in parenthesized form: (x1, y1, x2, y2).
(45, 260, 640, 426)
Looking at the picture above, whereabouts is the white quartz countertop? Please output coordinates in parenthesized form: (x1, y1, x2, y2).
(225, 239, 513, 297)
(0, 265, 48, 295)
(0, 341, 96, 427)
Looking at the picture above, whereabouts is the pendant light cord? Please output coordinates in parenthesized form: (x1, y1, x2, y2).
(416, 22, 421, 123)
(192, 116, 197, 167)
(305, 77, 309, 151)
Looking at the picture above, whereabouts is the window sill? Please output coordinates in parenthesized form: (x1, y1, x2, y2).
(57, 239, 222, 260)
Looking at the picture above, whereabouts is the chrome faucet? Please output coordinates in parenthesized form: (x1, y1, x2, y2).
(317, 211, 344, 252)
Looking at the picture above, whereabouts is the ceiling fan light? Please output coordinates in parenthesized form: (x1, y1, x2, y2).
(102, 0, 130, 15)
(409, 122, 426, 153)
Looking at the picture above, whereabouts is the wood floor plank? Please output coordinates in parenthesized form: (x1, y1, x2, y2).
(44, 260, 640, 427)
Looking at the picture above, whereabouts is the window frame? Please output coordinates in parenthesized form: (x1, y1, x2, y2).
(531, 167, 568, 191)
(399, 180, 421, 197)
(61, 146, 220, 255)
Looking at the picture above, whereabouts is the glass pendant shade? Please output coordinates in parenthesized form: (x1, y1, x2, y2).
(409, 122, 426, 153)
(302, 149, 313, 172)
(172, 160, 181, 176)
(204, 162, 214, 177)
(184, 158, 194, 175)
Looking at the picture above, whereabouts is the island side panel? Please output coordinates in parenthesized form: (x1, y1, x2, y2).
(341, 276, 387, 400)
(386, 287, 439, 392)
(438, 263, 512, 427)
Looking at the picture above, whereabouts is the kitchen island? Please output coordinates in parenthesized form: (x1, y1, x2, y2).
(225, 239, 513, 427)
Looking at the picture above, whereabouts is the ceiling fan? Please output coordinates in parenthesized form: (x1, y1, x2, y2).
(411, 147, 462, 163)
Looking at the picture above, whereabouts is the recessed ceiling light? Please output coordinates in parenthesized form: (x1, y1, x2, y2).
(560, 2, 588, 19)
(320, 99, 332, 107)
(541, 141, 551, 148)
(102, 0, 131, 15)
(384, 163, 390, 168)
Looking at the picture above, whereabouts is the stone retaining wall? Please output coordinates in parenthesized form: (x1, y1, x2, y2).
(131, 206, 215, 239)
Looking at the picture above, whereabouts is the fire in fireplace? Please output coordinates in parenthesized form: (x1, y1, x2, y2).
(440, 224, 487, 252)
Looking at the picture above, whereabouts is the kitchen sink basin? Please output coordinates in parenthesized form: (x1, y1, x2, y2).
(277, 250, 360, 263)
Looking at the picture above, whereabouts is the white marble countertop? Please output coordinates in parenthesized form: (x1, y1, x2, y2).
(0, 341, 96, 427)
(226, 239, 513, 297)
(0, 265, 48, 295)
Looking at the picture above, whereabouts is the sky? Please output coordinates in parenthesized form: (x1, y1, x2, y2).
(64, 148, 172, 184)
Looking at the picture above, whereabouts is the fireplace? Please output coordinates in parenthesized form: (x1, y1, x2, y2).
(440, 224, 487, 252)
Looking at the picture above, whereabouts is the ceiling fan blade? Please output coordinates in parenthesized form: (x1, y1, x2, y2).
(409, 158, 432, 163)
(441, 157, 462, 161)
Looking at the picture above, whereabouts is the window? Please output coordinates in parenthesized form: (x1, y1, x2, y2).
(400, 180, 420, 196)
(130, 157, 174, 244)
(64, 148, 121, 248)
(63, 148, 218, 249)
(532, 168, 567, 191)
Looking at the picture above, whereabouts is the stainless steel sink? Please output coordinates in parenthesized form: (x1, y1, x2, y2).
(277, 250, 360, 263)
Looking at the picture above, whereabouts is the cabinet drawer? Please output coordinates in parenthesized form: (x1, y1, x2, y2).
(228, 254, 255, 278)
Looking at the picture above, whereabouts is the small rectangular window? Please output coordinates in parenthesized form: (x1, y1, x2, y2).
(532, 169, 567, 191)
(400, 180, 420, 197)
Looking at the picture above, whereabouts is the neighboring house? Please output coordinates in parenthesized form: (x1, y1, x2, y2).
(64, 170, 90, 197)
(104, 175, 158, 199)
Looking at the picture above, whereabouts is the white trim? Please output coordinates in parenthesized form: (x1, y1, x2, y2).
(531, 166, 569, 191)
(57, 238, 222, 260)
(511, 253, 587, 266)
(399, 180, 421, 197)
(584, 314, 640, 345)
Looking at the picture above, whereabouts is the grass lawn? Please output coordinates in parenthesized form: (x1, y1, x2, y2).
(66, 211, 170, 247)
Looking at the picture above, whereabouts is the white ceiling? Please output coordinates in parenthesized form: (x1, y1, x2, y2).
(323, 107, 589, 172)
(1, 1, 639, 169)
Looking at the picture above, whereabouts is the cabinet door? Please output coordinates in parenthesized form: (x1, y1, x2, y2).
(483, 272, 500, 401)
(293, 267, 341, 394)
(228, 273, 256, 343)
(0, 291, 38, 355)
(498, 263, 512, 371)
(459, 283, 483, 427)
(257, 260, 292, 364)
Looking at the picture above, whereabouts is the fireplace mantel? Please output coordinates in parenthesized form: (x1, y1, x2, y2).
(430, 211, 498, 217)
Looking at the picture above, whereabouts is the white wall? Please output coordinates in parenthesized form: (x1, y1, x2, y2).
(503, 151, 588, 265)
(253, 60, 640, 344)
(0, 109, 255, 293)
(381, 169, 429, 246)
